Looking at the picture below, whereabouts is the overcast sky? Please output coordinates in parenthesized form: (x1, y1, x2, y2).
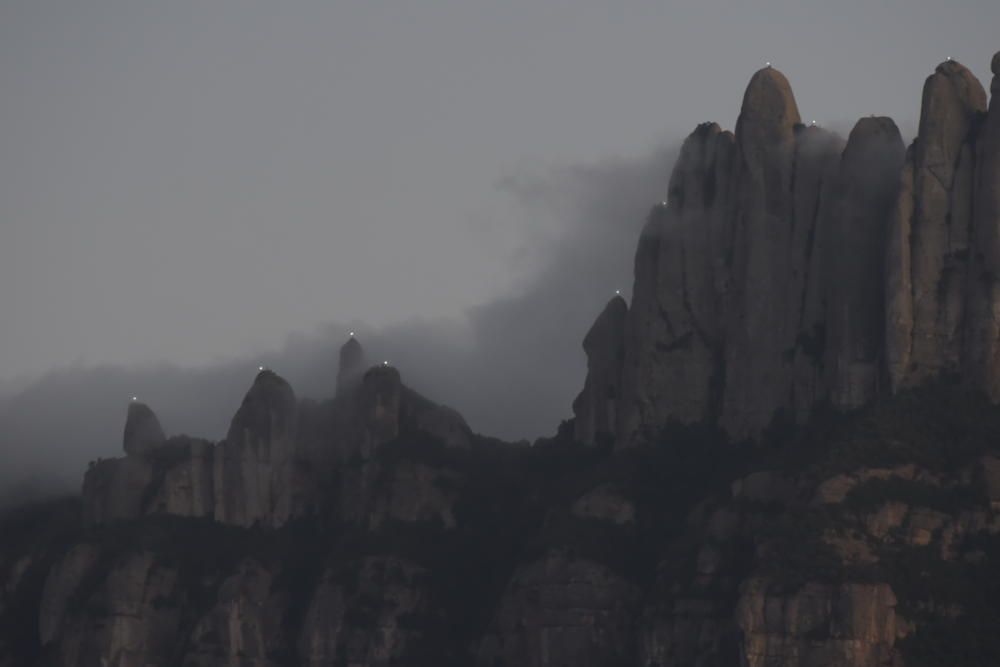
(1, 0, 998, 384)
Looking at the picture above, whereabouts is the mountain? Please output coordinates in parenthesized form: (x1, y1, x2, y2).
(2, 50, 1000, 667)
(575, 54, 1000, 446)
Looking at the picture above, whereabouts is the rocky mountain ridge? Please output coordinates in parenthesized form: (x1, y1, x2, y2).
(575, 51, 1000, 445)
(2, 51, 1000, 667)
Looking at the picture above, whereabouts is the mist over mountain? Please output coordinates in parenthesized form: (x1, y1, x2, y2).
(0, 143, 678, 503)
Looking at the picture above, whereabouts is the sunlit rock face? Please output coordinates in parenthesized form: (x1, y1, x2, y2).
(612, 55, 999, 445)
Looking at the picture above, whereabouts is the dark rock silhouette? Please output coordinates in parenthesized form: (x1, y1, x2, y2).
(572, 295, 627, 446)
(122, 401, 166, 456)
(336, 334, 365, 396)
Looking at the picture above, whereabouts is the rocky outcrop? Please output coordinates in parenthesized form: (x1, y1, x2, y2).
(965, 54, 1000, 398)
(41, 551, 182, 667)
(477, 550, 640, 667)
(181, 559, 288, 667)
(825, 118, 905, 408)
(122, 401, 166, 456)
(82, 359, 472, 530)
(573, 296, 627, 446)
(613, 53, 1000, 444)
(214, 370, 300, 528)
(736, 580, 899, 667)
(887, 60, 988, 391)
(146, 437, 215, 518)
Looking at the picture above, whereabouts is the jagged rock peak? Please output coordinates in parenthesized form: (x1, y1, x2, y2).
(574, 296, 628, 446)
(337, 334, 366, 396)
(226, 370, 297, 443)
(122, 401, 166, 456)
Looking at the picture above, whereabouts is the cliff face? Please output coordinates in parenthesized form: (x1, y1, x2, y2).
(588, 55, 999, 445)
(12, 382, 1000, 667)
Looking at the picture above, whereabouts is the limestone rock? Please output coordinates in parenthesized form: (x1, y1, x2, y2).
(213, 370, 299, 527)
(122, 402, 166, 456)
(146, 438, 215, 518)
(573, 295, 627, 446)
(611, 53, 1000, 444)
(965, 52, 1000, 398)
(45, 551, 182, 667)
(38, 545, 101, 645)
(887, 60, 987, 390)
(617, 124, 736, 444)
(181, 559, 288, 667)
(736, 579, 899, 667)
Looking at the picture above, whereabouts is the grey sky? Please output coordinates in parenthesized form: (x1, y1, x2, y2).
(1, 0, 998, 381)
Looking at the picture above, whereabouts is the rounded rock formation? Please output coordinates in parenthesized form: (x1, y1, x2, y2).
(123, 402, 166, 456)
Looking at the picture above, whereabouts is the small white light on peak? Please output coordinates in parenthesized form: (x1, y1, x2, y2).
(383, 360, 389, 366)
(766, 61, 771, 67)
(349, 331, 355, 337)
(615, 289, 621, 295)
(946, 56, 952, 61)
(661, 201, 668, 206)
(811, 120, 816, 125)
(131, 396, 137, 402)
(258, 366, 264, 371)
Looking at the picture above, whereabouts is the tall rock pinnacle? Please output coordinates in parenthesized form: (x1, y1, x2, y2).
(886, 59, 988, 391)
(337, 334, 366, 396)
(214, 370, 298, 527)
(608, 53, 1000, 446)
(965, 52, 1000, 400)
(122, 401, 166, 456)
(827, 117, 905, 408)
(573, 295, 627, 446)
